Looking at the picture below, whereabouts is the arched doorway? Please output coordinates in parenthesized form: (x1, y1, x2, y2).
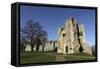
(66, 46, 68, 53)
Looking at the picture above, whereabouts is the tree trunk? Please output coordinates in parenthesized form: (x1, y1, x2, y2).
(31, 43, 34, 52)
(36, 38, 41, 51)
(36, 44, 39, 51)
(42, 45, 45, 51)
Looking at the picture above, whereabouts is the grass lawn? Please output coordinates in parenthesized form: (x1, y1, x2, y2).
(20, 52, 56, 64)
(20, 51, 95, 64)
(64, 53, 95, 61)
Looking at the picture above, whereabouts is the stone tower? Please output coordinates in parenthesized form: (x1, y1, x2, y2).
(57, 17, 92, 55)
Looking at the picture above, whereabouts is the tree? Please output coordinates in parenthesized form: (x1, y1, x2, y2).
(21, 20, 48, 51)
(39, 31, 48, 51)
(21, 20, 36, 51)
(20, 32, 27, 52)
(33, 23, 48, 51)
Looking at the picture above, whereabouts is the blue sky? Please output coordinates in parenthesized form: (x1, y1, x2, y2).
(20, 5, 95, 46)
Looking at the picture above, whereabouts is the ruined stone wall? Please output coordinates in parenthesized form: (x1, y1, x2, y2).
(57, 17, 92, 55)
(79, 25, 92, 55)
(24, 40, 57, 52)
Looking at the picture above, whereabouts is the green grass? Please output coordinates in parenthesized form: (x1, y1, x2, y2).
(64, 54, 95, 61)
(20, 52, 95, 64)
(20, 52, 56, 64)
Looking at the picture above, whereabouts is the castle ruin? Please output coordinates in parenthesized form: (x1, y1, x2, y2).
(57, 17, 92, 55)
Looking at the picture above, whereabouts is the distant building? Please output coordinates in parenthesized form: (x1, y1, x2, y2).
(57, 17, 92, 55)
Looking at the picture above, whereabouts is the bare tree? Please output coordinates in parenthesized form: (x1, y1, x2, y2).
(39, 31, 48, 51)
(20, 32, 27, 52)
(21, 20, 48, 51)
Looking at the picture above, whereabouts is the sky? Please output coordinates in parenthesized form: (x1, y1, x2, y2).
(20, 5, 96, 47)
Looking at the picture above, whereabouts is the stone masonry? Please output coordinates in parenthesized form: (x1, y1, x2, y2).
(57, 17, 92, 55)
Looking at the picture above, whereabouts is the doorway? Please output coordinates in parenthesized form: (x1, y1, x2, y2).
(66, 46, 68, 52)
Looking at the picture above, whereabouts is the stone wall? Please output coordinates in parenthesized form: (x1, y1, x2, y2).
(57, 17, 92, 55)
(24, 40, 57, 52)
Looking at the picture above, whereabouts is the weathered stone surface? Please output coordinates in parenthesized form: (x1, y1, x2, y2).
(24, 40, 57, 51)
(57, 17, 92, 55)
(25, 44, 31, 51)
